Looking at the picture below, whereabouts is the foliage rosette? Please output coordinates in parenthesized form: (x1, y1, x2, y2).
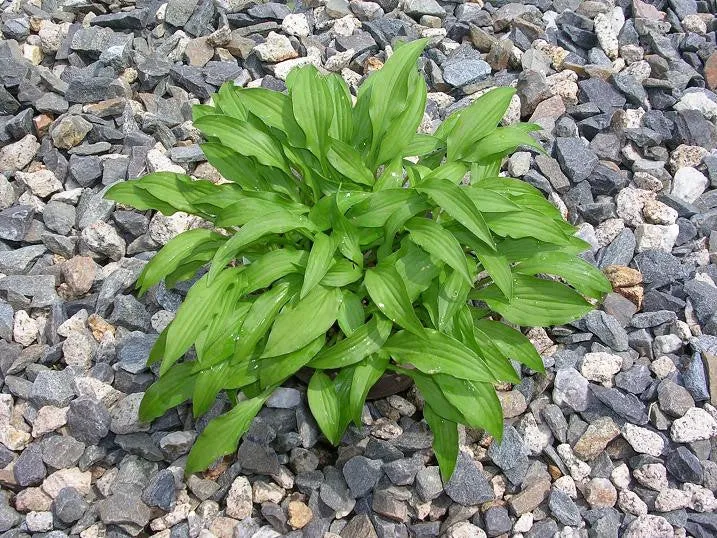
(106, 38, 611, 479)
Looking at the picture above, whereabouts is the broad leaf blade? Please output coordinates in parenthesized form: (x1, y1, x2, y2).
(311, 315, 392, 369)
(185, 392, 269, 474)
(473, 319, 544, 372)
(349, 353, 389, 426)
(262, 285, 342, 358)
(405, 217, 472, 284)
(364, 265, 425, 336)
(307, 371, 341, 445)
(139, 362, 196, 422)
(302, 233, 338, 298)
(435, 375, 503, 441)
(423, 404, 458, 481)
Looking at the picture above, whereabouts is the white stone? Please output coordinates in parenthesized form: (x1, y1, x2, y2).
(623, 515, 674, 538)
(281, 13, 310, 37)
(616, 187, 655, 227)
(81, 221, 126, 261)
(674, 91, 717, 121)
(651, 356, 677, 379)
(62, 329, 98, 370)
(653, 334, 683, 354)
(684, 483, 717, 512)
(332, 15, 360, 36)
(226, 476, 252, 519)
(513, 513, 533, 533)
(580, 352, 622, 385)
(33, 406, 69, 437)
(325, 49, 355, 72)
(14, 310, 38, 346)
(445, 521, 487, 538)
(254, 32, 298, 63)
(634, 463, 668, 491)
(272, 47, 322, 80)
(556, 444, 591, 482)
(635, 223, 679, 253)
(595, 219, 625, 248)
(42, 468, 92, 498)
(611, 463, 631, 490)
(618, 490, 648, 515)
(148, 212, 198, 245)
(654, 489, 691, 512)
(595, 12, 618, 59)
(642, 199, 678, 225)
(622, 423, 664, 457)
(671, 407, 717, 442)
(0, 394, 31, 451)
(26, 511, 53, 532)
(38, 20, 67, 53)
(672, 166, 709, 203)
(554, 475, 577, 498)
(57, 310, 89, 338)
(682, 14, 707, 34)
(507, 152, 531, 177)
(0, 135, 40, 173)
(146, 148, 185, 174)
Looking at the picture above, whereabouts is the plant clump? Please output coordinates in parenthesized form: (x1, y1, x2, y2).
(106, 38, 611, 479)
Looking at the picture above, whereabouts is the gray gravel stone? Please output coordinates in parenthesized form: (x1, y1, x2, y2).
(343, 456, 383, 498)
(13, 443, 46, 487)
(52, 487, 89, 523)
(444, 452, 494, 506)
(66, 397, 111, 445)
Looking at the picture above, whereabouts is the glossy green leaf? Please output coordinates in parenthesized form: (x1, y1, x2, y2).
(307, 371, 341, 445)
(321, 259, 363, 287)
(472, 239, 513, 300)
(336, 289, 365, 335)
(302, 233, 338, 298)
(311, 315, 392, 369)
(447, 87, 516, 160)
(262, 285, 342, 358)
(288, 65, 333, 158)
(417, 178, 495, 249)
(483, 210, 570, 245)
(365, 265, 425, 336)
(405, 217, 472, 284)
(474, 274, 593, 327)
(199, 143, 264, 191)
(214, 83, 248, 120)
(391, 240, 440, 301)
(327, 139, 374, 186)
(435, 375, 503, 441)
(437, 267, 471, 332)
(192, 362, 230, 417)
(244, 249, 308, 293)
(402, 368, 465, 424)
(210, 211, 316, 282)
(259, 336, 325, 388)
(349, 353, 389, 425)
(466, 126, 544, 164)
(139, 361, 196, 422)
(185, 392, 269, 474)
(327, 74, 354, 143)
(514, 251, 612, 300)
(473, 319, 544, 372)
(194, 115, 289, 172)
(423, 404, 458, 481)
(384, 329, 496, 382)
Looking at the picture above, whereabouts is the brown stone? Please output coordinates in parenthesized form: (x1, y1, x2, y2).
(584, 477, 617, 508)
(603, 265, 643, 288)
(508, 477, 550, 515)
(87, 314, 115, 342)
(364, 56, 383, 74)
(208, 516, 238, 538)
(706, 53, 717, 91)
(616, 284, 644, 309)
(185, 37, 214, 67)
(33, 114, 53, 137)
(341, 514, 378, 538)
(703, 352, 717, 407)
(497, 390, 528, 418)
(574, 417, 621, 461)
(288, 500, 313, 529)
(61, 256, 96, 295)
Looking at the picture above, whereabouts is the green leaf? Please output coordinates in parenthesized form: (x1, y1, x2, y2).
(307, 371, 341, 445)
(464, 188, 520, 213)
(473, 319, 544, 372)
(327, 74, 354, 143)
(185, 392, 269, 474)
(215, 196, 309, 227)
(302, 233, 338, 298)
(437, 267, 471, 332)
(472, 239, 513, 300)
(435, 375, 503, 441)
(471, 159, 502, 182)
(321, 259, 363, 287)
(373, 157, 405, 191)
(447, 87, 516, 160)
(392, 240, 440, 301)
(288, 65, 333, 159)
(332, 203, 363, 267)
(193, 362, 231, 417)
(214, 83, 248, 120)
(244, 249, 308, 293)
(405, 217, 472, 284)
(259, 336, 325, 388)
(348, 189, 422, 228)
(194, 115, 289, 172)
(139, 361, 196, 422)
(474, 274, 593, 327)
(423, 404, 458, 481)
(514, 251, 612, 300)
(235, 281, 296, 361)
(105, 179, 180, 216)
(162, 269, 246, 375)
(404, 134, 443, 157)
(416, 178, 495, 249)
(137, 229, 225, 296)
(210, 211, 316, 282)
(364, 265, 425, 336)
(336, 289, 365, 335)
(349, 353, 389, 425)
(465, 126, 544, 163)
(327, 139, 375, 186)
(402, 368, 465, 423)
(483, 210, 570, 245)
(311, 315, 392, 369)
(384, 329, 496, 382)
(199, 143, 265, 191)
(262, 285, 342, 358)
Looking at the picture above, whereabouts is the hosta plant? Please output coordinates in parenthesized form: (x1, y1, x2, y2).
(106, 38, 610, 480)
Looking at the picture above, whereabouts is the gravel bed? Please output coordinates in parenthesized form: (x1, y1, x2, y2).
(1, 0, 717, 537)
